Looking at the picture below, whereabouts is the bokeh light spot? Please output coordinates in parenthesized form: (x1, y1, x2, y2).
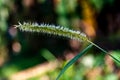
(9, 27, 17, 37)
(12, 42, 21, 53)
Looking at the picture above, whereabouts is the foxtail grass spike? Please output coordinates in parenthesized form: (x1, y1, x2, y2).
(15, 22, 120, 63)
(15, 22, 88, 42)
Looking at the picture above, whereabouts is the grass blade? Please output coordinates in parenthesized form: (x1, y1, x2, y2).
(56, 44, 93, 80)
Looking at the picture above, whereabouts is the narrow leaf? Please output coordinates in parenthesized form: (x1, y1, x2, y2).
(56, 44, 93, 80)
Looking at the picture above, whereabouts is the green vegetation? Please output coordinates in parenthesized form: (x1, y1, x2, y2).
(0, 0, 120, 80)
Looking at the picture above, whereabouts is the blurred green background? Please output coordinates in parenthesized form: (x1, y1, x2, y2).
(0, 0, 120, 80)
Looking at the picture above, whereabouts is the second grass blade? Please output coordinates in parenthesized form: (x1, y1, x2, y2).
(56, 44, 93, 80)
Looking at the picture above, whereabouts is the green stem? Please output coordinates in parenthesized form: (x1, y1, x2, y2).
(87, 40, 120, 63)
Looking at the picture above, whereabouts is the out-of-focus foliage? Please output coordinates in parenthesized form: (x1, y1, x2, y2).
(0, 0, 120, 80)
(90, 0, 114, 11)
(0, 0, 9, 68)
